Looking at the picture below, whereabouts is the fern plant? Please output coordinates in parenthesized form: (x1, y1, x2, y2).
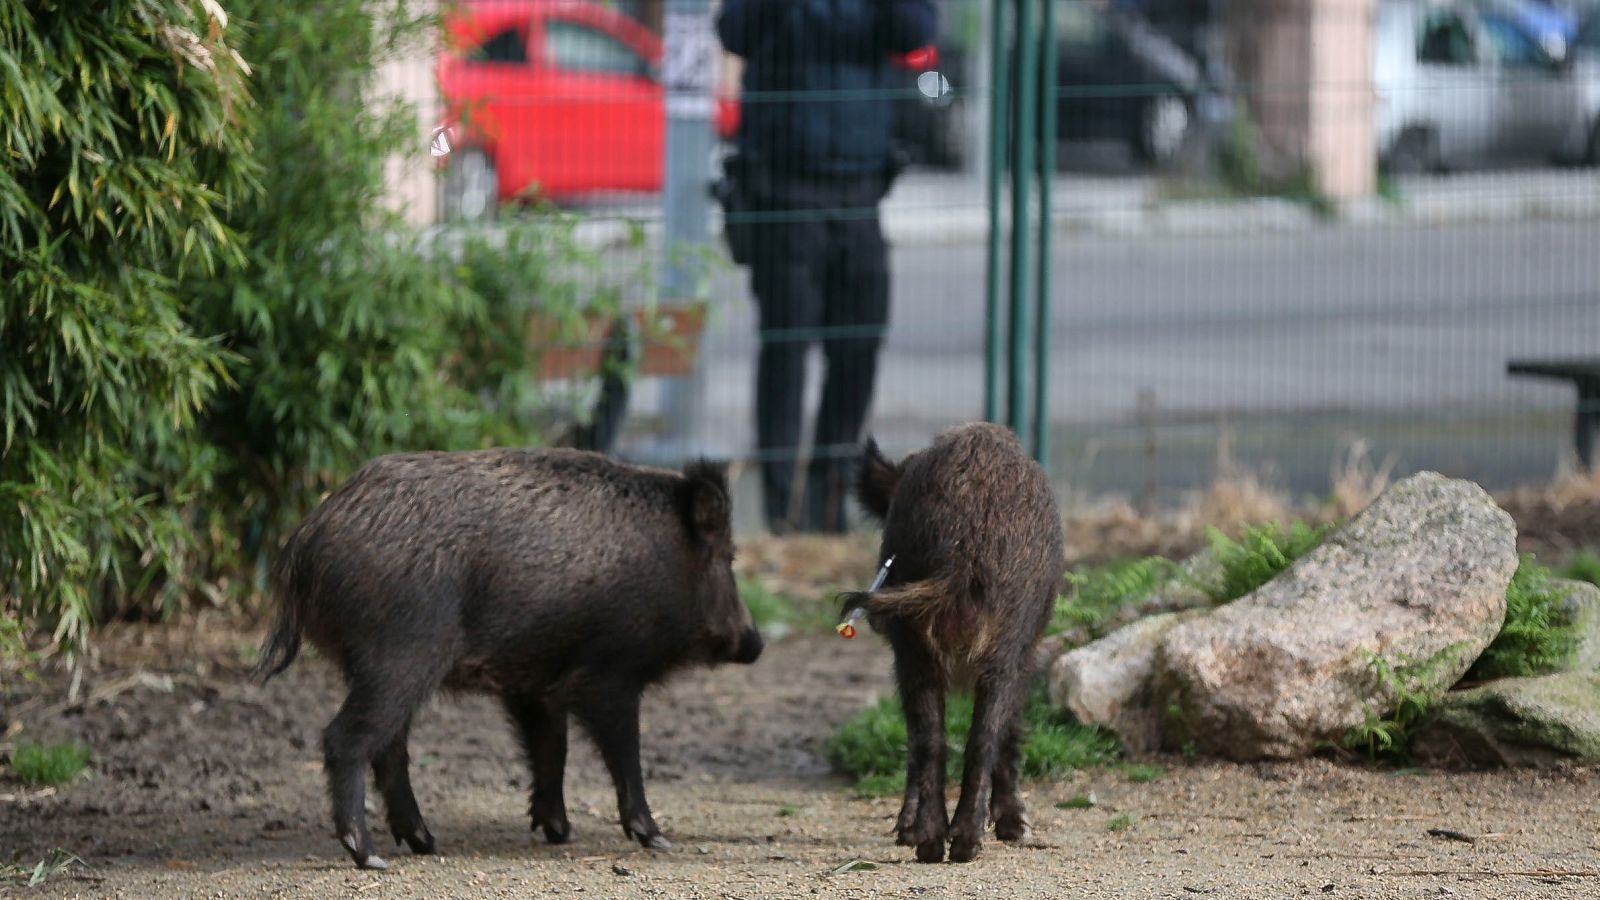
(1205, 521, 1331, 604)
(1051, 556, 1180, 639)
(1464, 556, 1580, 682)
(1344, 642, 1473, 760)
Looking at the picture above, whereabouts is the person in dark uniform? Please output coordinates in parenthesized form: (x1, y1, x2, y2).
(716, 0, 937, 534)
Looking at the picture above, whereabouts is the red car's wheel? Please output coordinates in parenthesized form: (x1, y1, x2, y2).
(441, 148, 499, 223)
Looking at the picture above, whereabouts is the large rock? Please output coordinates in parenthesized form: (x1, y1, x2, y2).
(1553, 579, 1600, 673)
(1413, 672, 1600, 767)
(1158, 471, 1517, 761)
(1048, 611, 1198, 755)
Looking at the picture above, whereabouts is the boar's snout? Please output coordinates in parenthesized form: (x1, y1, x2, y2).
(730, 625, 764, 664)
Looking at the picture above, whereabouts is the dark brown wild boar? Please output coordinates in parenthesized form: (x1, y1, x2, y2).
(844, 422, 1065, 863)
(255, 448, 762, 870)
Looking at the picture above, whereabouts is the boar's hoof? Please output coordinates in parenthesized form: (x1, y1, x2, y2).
(624, 826, 672, 850)
(341, 832, 389, 871)
(993, 813, 1030, 843)
(393, 823, 436, 855)
(946, 832, 981, 864)
(534, 817, 572, 845)
(914, 838, 946, 864)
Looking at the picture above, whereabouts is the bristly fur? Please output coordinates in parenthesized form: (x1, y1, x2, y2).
(850, 422, 1065, 865)
(252, 447, 762, 869)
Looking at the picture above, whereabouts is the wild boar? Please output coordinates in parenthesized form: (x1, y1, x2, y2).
(255, 448, 763, 870)
(843, 423, 1065, 863)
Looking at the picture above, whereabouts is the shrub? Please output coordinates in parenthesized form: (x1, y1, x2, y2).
(0, 0, 259, 649)
(3, 0, 630, 645)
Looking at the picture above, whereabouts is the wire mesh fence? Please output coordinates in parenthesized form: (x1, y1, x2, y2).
(403, 0, 1600, 533)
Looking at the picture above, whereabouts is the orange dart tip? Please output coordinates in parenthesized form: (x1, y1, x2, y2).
(836, 623, 857, 640)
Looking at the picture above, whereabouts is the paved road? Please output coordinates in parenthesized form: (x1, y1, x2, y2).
(623, 217, 1600, 516)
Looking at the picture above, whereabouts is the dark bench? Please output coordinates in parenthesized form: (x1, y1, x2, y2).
(1507, 357, 1600, 470)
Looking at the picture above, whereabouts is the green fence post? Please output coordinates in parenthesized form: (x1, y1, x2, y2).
(983, 0, 1010, 424)
(1007, 0, 1037, 442)
(1031, 0, 1056, 467)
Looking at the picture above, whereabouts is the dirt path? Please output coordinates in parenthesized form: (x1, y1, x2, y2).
(4, 623, 1600, 899)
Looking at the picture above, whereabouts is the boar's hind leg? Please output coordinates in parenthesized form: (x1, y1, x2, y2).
(989, 716, 1030, 842)
(503, 693, 572, 844)
(372, 719, 435, 855)
(947, 671, 1028, 863)
(324, 672, 441, 870)
(575, 687, 670, 850)
(893, 639, 949, 863)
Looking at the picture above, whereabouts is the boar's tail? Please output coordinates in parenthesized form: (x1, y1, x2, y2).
(254, 533, 308, 683)
(838, 573, 958, 620)
(855, 437, 901, 522)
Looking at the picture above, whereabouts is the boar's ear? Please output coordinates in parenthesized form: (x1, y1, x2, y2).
(856, 437, 900, 522)
(680, 459, 731, 540)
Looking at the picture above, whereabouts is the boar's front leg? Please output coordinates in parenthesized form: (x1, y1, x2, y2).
(504, 692, 572, 843)
(576, 686, 670, 850)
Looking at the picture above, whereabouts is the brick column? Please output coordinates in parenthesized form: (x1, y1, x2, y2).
(373, 1, 441, 227)
(1308, 0, 1377, 199)
(1224, 0, 1377, 200)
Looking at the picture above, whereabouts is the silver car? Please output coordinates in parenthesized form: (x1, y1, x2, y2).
(1375, 0, 1599, 171)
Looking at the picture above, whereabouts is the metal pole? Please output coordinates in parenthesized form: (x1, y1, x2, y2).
(657, 0, 716, 461)
(983, 0, 1010, 424)
(1006, 0, 1037, 441)
(1031, 0, 1056, 468)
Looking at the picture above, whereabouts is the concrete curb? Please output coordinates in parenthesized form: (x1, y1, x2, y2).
(552, 173, 1600, 251)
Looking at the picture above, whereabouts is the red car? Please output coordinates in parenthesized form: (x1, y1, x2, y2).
(437, 0, 739, 217)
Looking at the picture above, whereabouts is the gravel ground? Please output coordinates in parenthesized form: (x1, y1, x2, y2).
(4, 618, 1600, 900)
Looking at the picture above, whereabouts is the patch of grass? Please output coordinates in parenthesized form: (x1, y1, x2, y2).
(1465, 556, 1581, 682)
(9, 742, 91, 787)
(1205, 521, 1331, 604)
(0, 849, 83, 888)
(1052, 556, 1180, 640)
(1562, 550, 1600, 588)
(1107, 813, 1137, 833)
(1119, 763, 1164, 784)
(1057, 793, 1097, 810)
(826, 689, 1121, 796)
(738, 577, 834, 635)
(776, 804, 802, 818)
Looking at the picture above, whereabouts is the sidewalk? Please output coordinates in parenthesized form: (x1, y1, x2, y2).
(565, 167, 1600, 250)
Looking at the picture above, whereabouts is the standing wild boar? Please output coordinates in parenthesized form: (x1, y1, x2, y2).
(843, 423, 1065, 863)
(255, 448, 763, 870)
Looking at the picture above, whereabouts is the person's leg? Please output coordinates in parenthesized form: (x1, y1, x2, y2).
(809, 177, 890, 532)
(749, 183, 827, 531)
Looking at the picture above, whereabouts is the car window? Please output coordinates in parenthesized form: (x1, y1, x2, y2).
(1418, 13, 1474, 65)
(468, 27, 529, 65)
(1481, 14, 1549, 67)
(545, 20, 650, 78)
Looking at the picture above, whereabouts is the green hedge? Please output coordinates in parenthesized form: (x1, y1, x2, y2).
(2, 0, 622, 656)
